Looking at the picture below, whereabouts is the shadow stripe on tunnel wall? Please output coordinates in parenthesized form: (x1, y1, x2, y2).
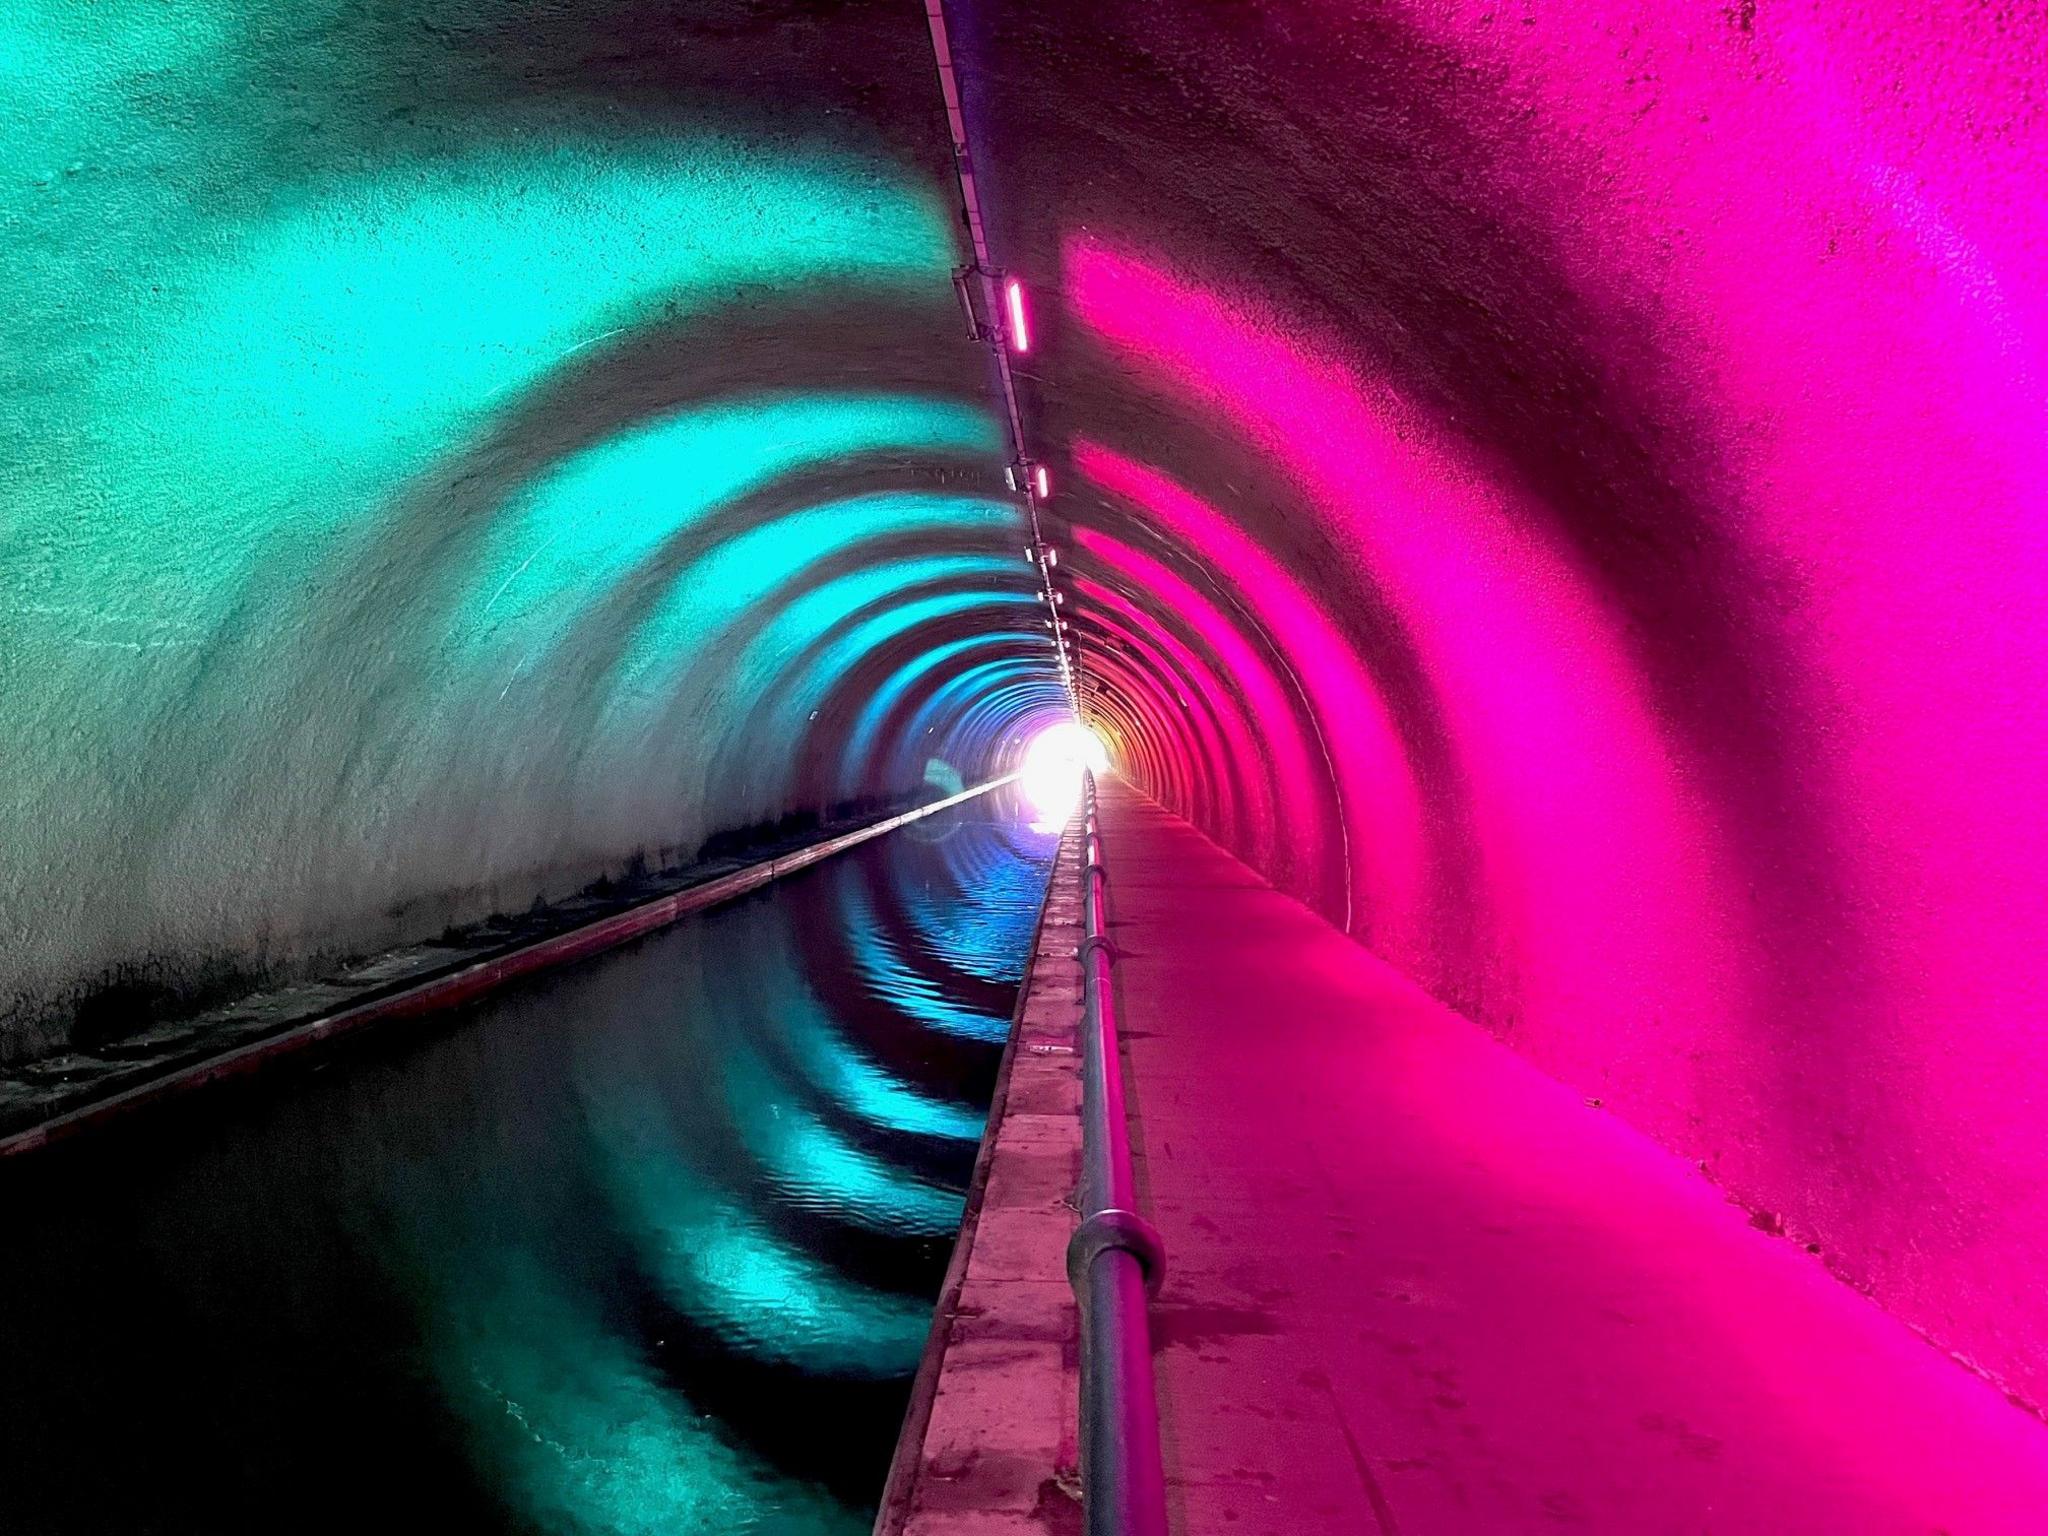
(957, 0, 2048, 1411)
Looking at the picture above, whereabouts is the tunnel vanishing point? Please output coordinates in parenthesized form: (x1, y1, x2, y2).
(4, 2, 2048, 1532)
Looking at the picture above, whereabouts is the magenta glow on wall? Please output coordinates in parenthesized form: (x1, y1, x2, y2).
(1054, 0, 2048, 1408)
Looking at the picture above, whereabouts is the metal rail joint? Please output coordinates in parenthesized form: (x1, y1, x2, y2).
(1065, 772, 1170, 1536)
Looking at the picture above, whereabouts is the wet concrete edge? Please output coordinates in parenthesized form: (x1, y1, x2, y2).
(875, 814, 1086, 1536)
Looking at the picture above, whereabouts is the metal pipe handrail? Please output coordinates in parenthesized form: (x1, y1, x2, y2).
(1066, 771, 1169, 1536)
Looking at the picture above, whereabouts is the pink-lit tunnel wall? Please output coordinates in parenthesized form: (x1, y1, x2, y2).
(956, 1, 2048, 1409)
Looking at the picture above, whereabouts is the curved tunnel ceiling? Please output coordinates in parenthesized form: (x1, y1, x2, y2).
(0, 0, 1074, 1060)
(6, 0, 2048, 1427)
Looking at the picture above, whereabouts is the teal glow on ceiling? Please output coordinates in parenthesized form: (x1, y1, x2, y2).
(0, 0, 1063, 1060)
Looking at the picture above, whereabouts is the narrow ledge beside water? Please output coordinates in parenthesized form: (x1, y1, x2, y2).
(877, 815, 1088, 1536)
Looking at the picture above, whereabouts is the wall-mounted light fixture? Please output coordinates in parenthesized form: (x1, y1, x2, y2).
(951, 265, 986, 341)
(1008, 458, 1049, 499)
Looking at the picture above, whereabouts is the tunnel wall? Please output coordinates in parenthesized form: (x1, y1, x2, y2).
(0, 1, 1068, 1060)
(961, 2, 2048, 1406)
(7, 0, 2046, 1427)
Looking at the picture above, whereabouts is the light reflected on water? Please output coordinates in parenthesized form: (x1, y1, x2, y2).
(0, 789, 1057, 1535)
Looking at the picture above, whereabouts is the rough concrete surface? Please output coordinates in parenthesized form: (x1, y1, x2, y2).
(962, 0, 2048, 1409)
(0, 0, 1066, 1059)
(886, 822, 1085, 1536)
(1098, 778, 2048, 1535)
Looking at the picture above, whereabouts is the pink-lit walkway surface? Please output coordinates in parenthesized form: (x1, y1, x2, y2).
(1098, 779, 2048, 1535)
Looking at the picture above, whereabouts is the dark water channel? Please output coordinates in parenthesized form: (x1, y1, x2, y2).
(0, 792, 1059, 1534)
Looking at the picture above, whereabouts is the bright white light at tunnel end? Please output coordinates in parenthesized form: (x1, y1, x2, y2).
(1018, 720, 1110, 828)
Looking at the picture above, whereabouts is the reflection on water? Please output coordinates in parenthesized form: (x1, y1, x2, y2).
(0, 791, 1057, 1535)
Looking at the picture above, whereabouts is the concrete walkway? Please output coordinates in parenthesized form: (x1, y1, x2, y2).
(879, 824, 1085, 1536)
(1098, 779, 2048, 1535)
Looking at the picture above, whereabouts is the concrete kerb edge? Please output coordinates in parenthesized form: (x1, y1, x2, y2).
(871, 809, 1076, 1536)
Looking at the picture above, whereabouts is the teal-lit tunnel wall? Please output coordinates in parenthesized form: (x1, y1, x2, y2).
(0, 0, 1069, 1057)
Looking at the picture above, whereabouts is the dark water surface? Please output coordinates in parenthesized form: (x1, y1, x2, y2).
(0, 792, 1058, 1535)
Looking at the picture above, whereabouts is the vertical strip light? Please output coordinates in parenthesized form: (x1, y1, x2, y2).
(1005, 277, 1032, 353)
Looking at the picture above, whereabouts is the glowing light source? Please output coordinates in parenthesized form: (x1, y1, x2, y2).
(1018, 719, 1109, 824)
(1005, 277, 1031, 352)
(1032, 462, 1051, 499)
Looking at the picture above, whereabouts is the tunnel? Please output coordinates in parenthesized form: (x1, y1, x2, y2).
(4, 2, 2047, 1532)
